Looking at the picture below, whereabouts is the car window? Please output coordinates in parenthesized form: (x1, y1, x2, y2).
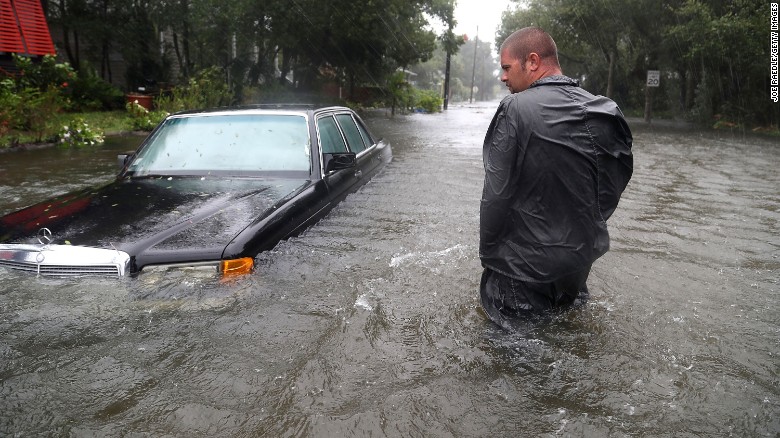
(335, 114, 367, 153)
(317, 116, 348, 153)
(355, 119, 374, 147)
(128, 114, 310, 175)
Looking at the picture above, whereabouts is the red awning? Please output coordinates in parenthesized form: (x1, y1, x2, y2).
(0, 0, 55, 56)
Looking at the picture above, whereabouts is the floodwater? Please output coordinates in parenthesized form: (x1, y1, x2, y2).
(0, 103, 778, 436)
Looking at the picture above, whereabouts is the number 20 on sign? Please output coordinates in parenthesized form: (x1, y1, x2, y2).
(646, 70, 660, 87)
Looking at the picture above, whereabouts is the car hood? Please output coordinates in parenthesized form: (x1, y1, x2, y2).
(0, 176, 309, 258)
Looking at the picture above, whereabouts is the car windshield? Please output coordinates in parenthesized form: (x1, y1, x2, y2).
(127, 113, 311, 176)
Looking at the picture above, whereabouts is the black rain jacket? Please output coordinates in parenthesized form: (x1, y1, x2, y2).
(480, 75, 633, 282)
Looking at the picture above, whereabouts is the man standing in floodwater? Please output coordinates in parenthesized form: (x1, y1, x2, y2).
(479, 27, 633, 327)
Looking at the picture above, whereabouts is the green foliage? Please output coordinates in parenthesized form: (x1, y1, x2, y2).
(0, 54, 127, 145)
(658, 0, 771, 126)
(0, 79, 19, 138)
(12, 54, 75, 93)
(385, 72, 443, 114)
(497, 0, 776, 129)
(387, 71, 414, 115)
(690, 71, 714, 124)
(414, 89, 443, 113)
(12, 86, 65, 142)
(4, 56, 70, 140)
(125, 100, 168, 132)
(69, 68, 125, 111)
(48, 0, 448, 105)
(155, 67, 232, 113)
(57, 118, 105, 147)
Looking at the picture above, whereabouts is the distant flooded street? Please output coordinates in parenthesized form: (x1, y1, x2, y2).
(0, 103, 778, 436)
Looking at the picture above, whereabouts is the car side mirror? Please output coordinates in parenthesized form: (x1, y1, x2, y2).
(322, 152, 356, 173)
(117, 152, 135, 169)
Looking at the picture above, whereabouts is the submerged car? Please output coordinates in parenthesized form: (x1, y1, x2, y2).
(0, 105, 392, 277)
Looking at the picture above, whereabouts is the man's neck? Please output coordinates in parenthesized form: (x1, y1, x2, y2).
(536, 66, 563, 81)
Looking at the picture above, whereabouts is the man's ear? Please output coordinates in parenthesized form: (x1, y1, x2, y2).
(526, 52, 541, 71)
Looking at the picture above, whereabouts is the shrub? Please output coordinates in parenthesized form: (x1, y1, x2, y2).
(387, 71, 414, 115)
(414, 89, 443, 113)
(126, 100, 168, 131)
(155, 67, 232, 113)
(0, 55, 72, 141)
(57, 118, 105, 147)
(13, 54, 75, 93)
(69, 70, 125, 111)
(12, 56, 124, 112)
(0, 79, 19, 138)
(13, 86, 65, 141)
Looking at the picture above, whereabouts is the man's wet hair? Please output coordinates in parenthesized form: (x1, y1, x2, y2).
(500, 27, 560, 67)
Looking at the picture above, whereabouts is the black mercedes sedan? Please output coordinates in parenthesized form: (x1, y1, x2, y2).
(0, 105, 392, 277)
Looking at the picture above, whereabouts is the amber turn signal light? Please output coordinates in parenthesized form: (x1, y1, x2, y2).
(220, 257, 254, 276)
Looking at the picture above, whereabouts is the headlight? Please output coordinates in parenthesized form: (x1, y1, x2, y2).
(141, 257, 254, 277)
(220, 257, 254, 276)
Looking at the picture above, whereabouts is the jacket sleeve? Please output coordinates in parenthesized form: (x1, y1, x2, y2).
(480, 101, 521, 258)
(590, 102, 633, 221)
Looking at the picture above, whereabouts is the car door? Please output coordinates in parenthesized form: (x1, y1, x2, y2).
(343, 113, 392, 180)
(316, 114, 361, 203)
(334, 113, 379, 177)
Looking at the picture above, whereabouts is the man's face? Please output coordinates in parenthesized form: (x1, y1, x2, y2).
(500, 48, 531, 93)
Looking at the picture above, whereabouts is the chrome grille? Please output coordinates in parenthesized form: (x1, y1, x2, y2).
(0, 244, 130, 277)
(0, 259, 39, 273)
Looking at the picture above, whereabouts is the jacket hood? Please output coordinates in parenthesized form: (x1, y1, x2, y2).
(529, 75, 580, 88)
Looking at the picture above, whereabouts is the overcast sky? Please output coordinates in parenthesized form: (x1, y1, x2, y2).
(453, 0, 514, 45)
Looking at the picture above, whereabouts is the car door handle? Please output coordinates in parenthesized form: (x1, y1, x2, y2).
(354, 170, 363, 178)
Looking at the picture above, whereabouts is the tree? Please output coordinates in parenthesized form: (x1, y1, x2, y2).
(429, 0, 465, 109)
(665, 0, 771, 125)
(497, 0, 776, 128)
(38, 0, 510, 107)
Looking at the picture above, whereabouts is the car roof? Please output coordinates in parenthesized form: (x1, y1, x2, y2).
(170, 104, 355, 118)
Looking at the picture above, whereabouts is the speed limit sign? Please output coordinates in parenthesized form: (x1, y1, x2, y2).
(647, 70, 660, 87)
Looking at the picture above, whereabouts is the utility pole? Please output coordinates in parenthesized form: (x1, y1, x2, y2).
(443, 17, 454, 110)
(440, 1, 463, 110)
(469, 27, 478, 104)
(444, 52, 451, 110)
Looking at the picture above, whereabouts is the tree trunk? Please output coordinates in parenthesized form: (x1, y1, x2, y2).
(173, 33, 188, 78)
(73, 31, 80, 71)
(443, 51, 451, 110)
(101, 42, 112, 83)
(606, 49, 615, 98)
(99, 0, 110, 81)
(181, 0, 191, 78)
(348, 71, 355, 101)
(685, 69, 695, 111)
(279, 49, 292, 86)
(58, 1, 77, 68)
